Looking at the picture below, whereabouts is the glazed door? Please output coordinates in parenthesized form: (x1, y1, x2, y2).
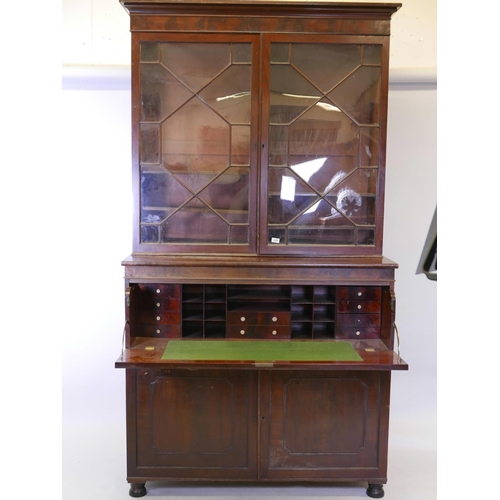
(134, 33, 260, 253)
(260, 35, 389, 256)
(259, 370, 390, 480)
(128, 368, 258, 479)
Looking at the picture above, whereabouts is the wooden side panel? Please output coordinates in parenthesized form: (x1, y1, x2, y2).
(128, 368, 258, 480)
(260, 370, 390, 480)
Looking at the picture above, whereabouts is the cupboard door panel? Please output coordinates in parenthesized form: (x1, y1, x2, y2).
(133, 369, 257, 478)
(261, 370, 387, 479)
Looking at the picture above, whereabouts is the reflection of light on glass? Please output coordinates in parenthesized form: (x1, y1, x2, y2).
(277, 93, 341, 112)
(304, 200, 321, 215)
(315, 102, 340, 112)
(324, 170, 347, 193)
(290, 157, 327, 182)
(280, 175, 296, 201)
(216, 91, 251, 102)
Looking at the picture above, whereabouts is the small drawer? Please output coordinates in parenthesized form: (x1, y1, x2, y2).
(257, 311, 290, 326)
(226, 325, 290, 339)
(227, 311, 259, 325)
(136, 297, 181, 314)
(337, 286, 381, 301)
(337, 300, 381, 314)
(136, 310, 181, 325)
(336, 313, 381, 328)
(133, 324, 181, 338)
(136, 284, 181, 298)
(336, 326, 380, 339)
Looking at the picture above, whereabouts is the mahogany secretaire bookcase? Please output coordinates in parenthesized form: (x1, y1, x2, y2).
(115, 2, 407, 498)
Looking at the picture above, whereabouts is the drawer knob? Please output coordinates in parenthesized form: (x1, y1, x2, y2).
(358, 292, 363, 296)
(272, 330, 277, 335)
(156, 329, 161, 334)
(156, 289, 161, 294)
(356, 330, 361, 336)
(240, 316, 246, 322)
(156, 316, 161, 321)
(357, 305, 362, 309)
(156, 302, 161, 307)
(240, 330, 245, 335)
(272, 316, 278, 322)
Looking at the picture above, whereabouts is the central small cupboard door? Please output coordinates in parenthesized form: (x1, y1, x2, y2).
(134, 33, 260, 253)
(134, 368, 258, 478)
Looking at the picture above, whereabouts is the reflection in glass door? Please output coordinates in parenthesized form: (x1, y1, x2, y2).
(263, 40, 384, 252)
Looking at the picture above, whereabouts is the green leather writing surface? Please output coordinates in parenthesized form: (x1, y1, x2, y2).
(162, 340, 363, 362)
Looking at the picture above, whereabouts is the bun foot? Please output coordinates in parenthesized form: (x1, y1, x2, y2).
(129, 483, 147, 497)
(367, 483, 384, 498)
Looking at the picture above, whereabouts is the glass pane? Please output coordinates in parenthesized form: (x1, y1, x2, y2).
(160, 198, 229, 243)
(271, 44, 290, 63)
(199, 65, 252, 124)
(141, 168, 193, 219)
(198, 167, 249, 223)
(140, 63, 194, 122)
(268, 168, 319, 224)
(140, 124, 160, 163)
(357, 228, 375, 245)
(233, 44, 251, 63)
(289, 99, 359, 156)
(362, 45, 382, 65)
(231, 126, 250, 165)
(291, 44, 361, 93)
(140, 43, 159, 62)
(328, 66, 381, 124)
(161, 43, 230, 93)
(161, 97, 230, 192)
(141, 225, 159, 243)
(230, 225, 249, 244)
(270, 65, 322, 124)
